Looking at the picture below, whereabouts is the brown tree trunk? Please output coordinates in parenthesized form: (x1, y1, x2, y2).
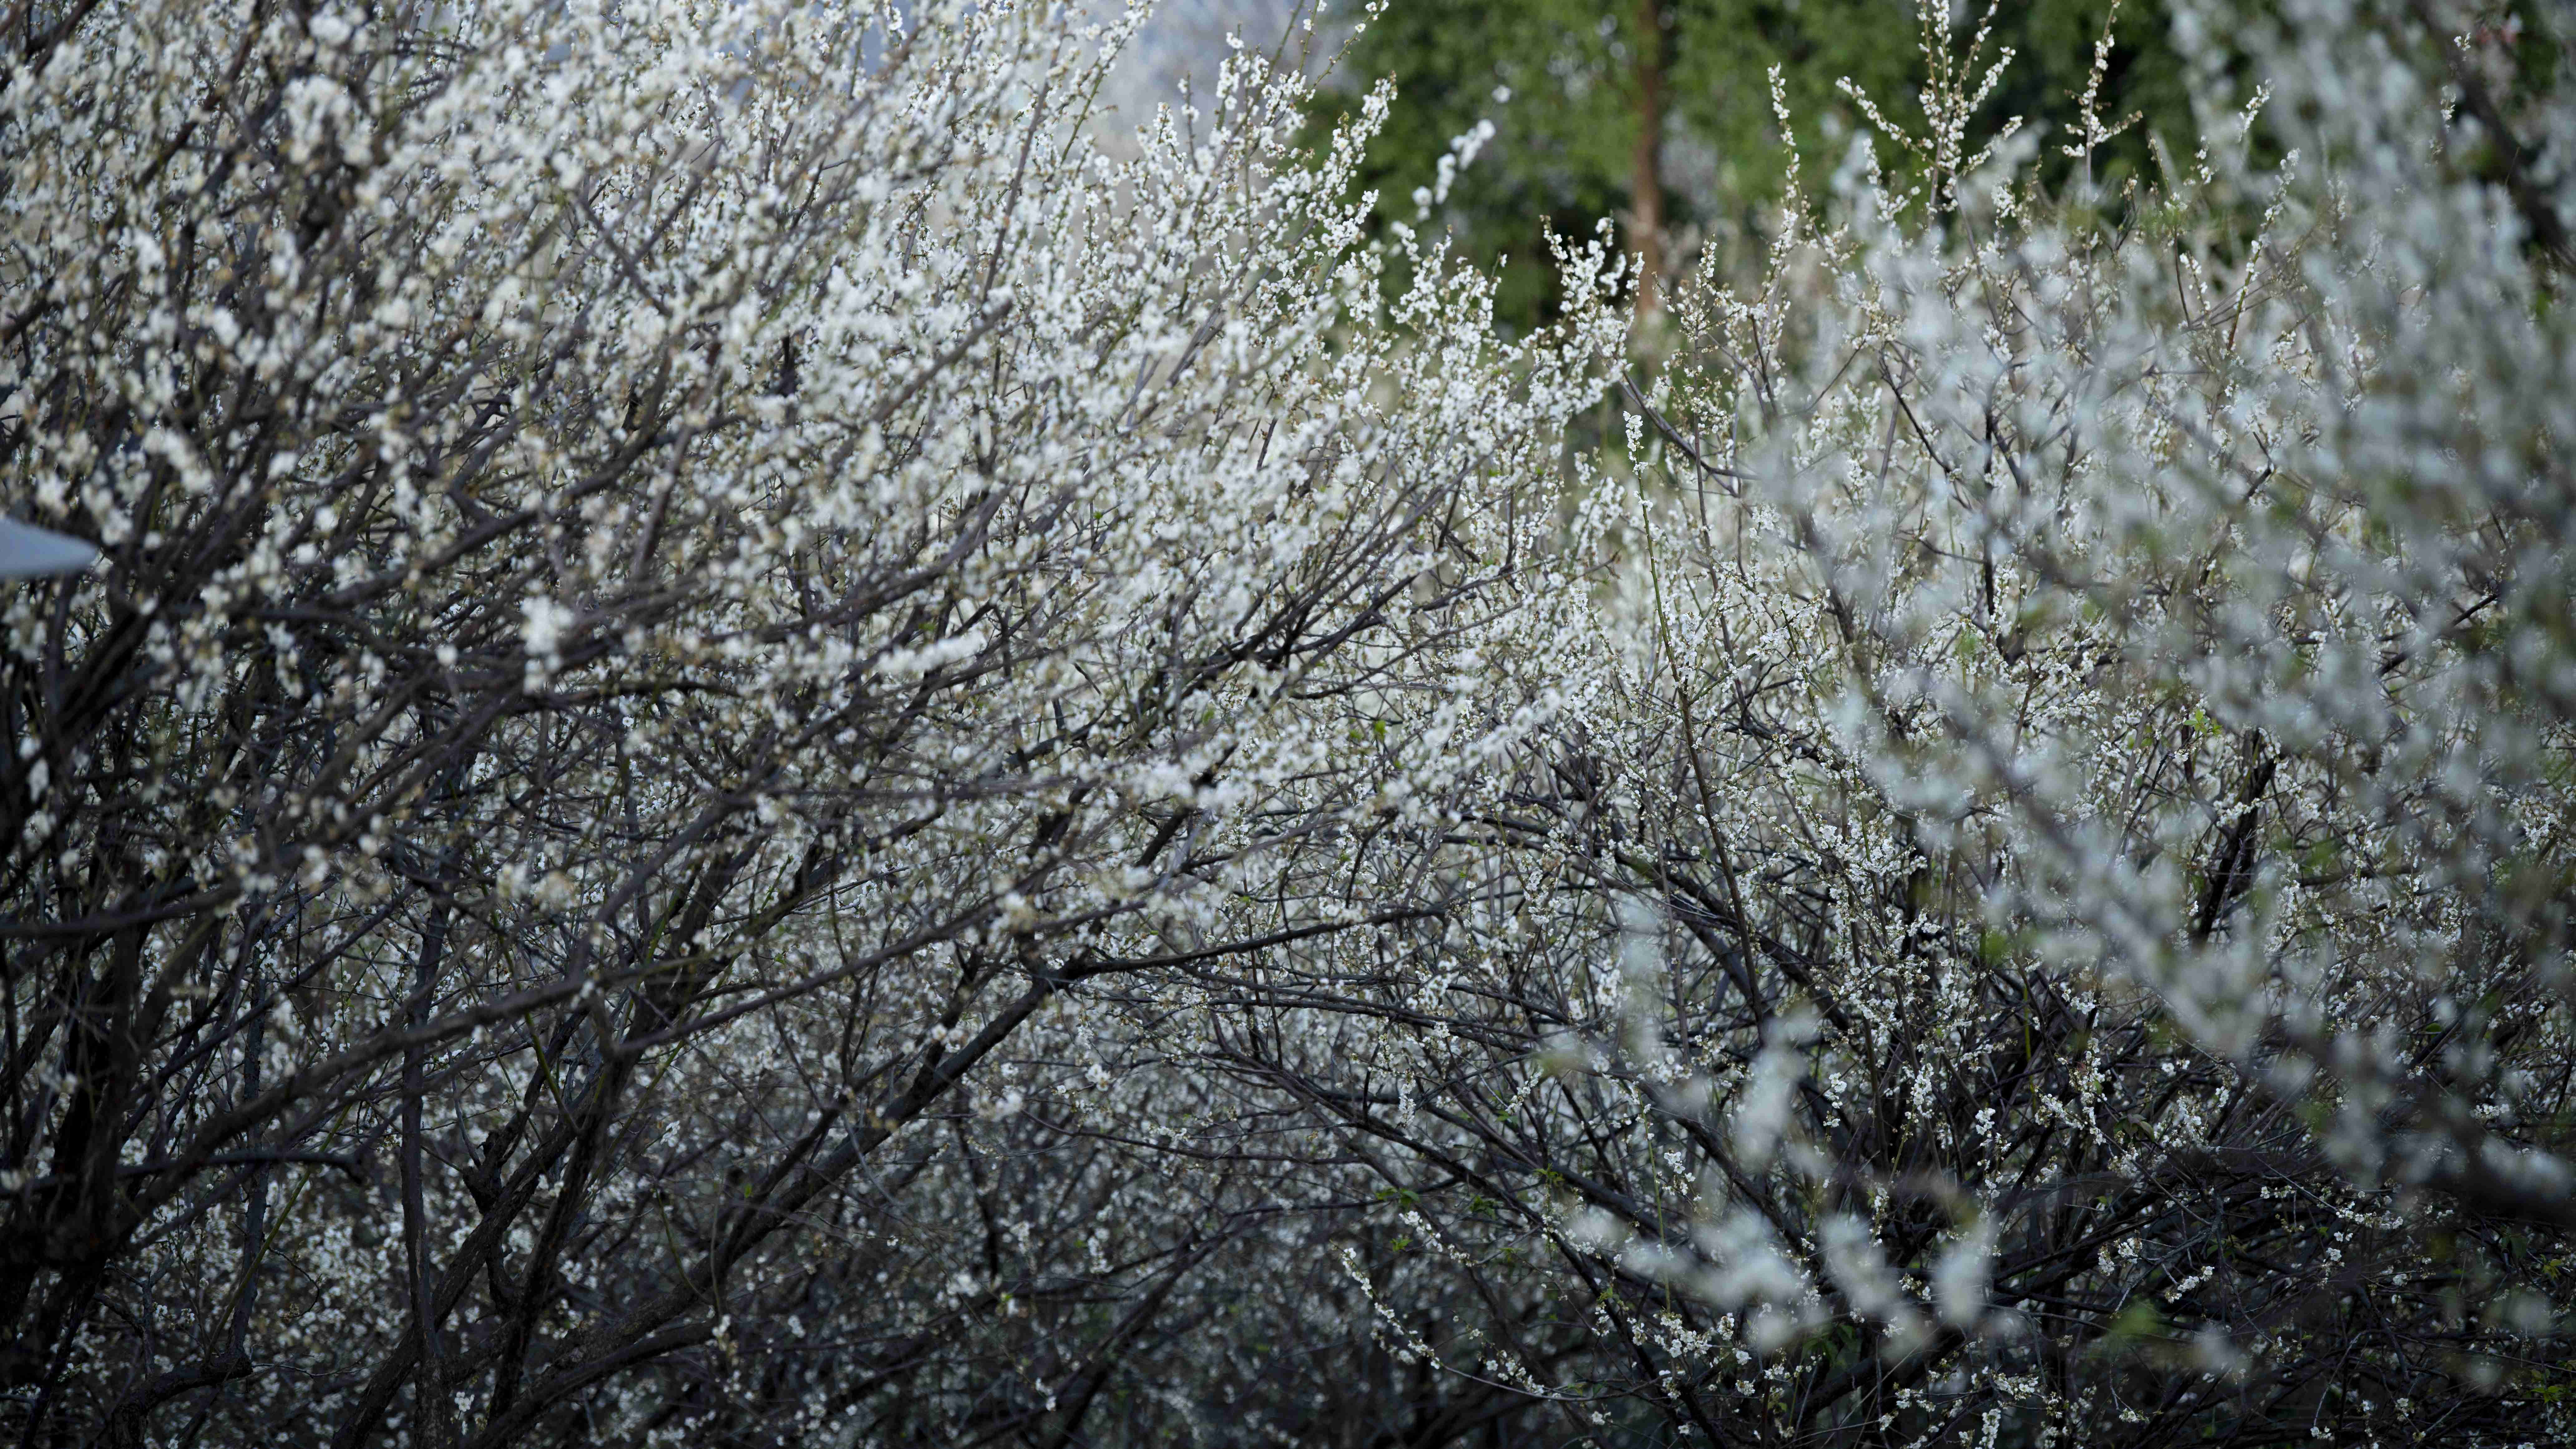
(1630, 0, 1669, 319)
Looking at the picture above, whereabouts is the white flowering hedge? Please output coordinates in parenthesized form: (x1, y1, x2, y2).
(1, 0, 2569, 1443)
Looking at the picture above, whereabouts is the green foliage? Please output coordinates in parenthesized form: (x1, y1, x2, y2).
(1311, 0, 1639, 326)
(1314, 0, 2198, 329)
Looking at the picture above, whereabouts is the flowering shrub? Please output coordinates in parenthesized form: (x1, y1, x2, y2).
(1203, 0, 2576, 1442)
(0, 0, 1620, 1439)
(2, 0, 2569, 1444)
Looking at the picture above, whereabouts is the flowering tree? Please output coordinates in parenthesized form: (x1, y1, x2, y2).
(1221, 8, 2576, 1444)
(0, 0, 1622, 1440)
(5, 0, 2572, 1444)
(1198, 0, 2576, 1443)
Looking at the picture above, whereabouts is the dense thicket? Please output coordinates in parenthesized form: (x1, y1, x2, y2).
(1, 0, 2570, 1445)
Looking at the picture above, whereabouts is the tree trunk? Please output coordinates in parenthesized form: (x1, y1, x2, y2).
(1630, 0, 1669, 319)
